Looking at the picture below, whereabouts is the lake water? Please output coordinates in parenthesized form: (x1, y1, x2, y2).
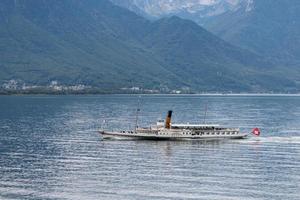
(0, 95, 299, 200)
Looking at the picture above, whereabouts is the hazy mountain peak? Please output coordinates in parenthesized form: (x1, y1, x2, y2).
(110, 0, 254, 19)
(245, 0, 254, 12)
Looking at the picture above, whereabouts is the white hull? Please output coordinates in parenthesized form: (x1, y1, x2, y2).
(100, 130, 248, 141)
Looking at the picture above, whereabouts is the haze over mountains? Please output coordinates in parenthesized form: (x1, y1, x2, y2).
(112, 0, 300, 66)
(110, 0, 254, 23)
(0, 0, 299, 93)
(206, 0, 300, 66)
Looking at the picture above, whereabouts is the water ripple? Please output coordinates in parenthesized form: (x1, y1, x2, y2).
(0, 95, 300, 200)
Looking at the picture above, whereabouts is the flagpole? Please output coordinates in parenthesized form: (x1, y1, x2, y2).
(203, 103, 208, 124)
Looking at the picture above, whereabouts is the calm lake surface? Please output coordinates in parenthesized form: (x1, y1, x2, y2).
(0, 95, 300, 200)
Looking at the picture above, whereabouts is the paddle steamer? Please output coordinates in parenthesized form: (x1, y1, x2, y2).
(100, 111, 259, 140)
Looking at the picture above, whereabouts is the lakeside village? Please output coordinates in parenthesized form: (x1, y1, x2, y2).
(1, 80, 298, 95)
(0, 80, 189, 95)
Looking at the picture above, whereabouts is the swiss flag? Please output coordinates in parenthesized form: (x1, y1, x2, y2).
(252, 128, 261, 136)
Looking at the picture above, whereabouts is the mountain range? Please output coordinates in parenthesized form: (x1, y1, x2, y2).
(0, 0, 299, 93)
(206, 0, 300, 66)
(111, 0, 300, 66)
(110, 0, 254, 23)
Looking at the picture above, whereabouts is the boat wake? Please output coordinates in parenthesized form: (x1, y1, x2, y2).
(241, 136, 300, 144)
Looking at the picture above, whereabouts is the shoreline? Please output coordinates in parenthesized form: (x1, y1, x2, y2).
(1, 93, 300, 97)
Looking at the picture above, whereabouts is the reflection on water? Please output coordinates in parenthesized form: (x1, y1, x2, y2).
(0, 95, 299, 200)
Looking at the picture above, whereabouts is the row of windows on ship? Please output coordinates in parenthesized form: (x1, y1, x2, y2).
(120, 131, 238, 135)
(158, 132, 238, 135)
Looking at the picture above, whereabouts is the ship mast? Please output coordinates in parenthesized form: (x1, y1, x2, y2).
(134, 96, 141, 132)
